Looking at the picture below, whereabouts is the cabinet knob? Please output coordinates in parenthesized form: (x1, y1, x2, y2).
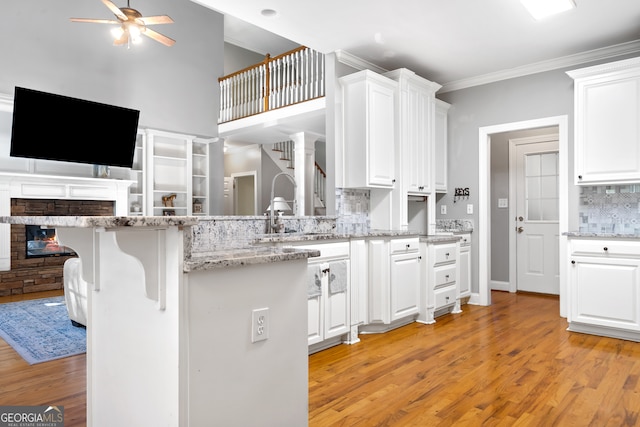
(578, 175, 583, 179)
(392, 179, 396, 183)
(603, 247, 608, 252)
(445, 252, 450, 257)
(571, 260, 575, 264)
(322, 268, 330, 274)
(418, 256, 422, 260)
(445, 274, 450, 280)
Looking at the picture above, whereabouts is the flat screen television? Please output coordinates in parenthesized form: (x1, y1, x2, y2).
(10, 86, 140, 168)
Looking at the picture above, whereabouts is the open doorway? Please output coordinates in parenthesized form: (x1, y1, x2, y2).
(478, 116, 569, 316)
(230, 171, 258, 216)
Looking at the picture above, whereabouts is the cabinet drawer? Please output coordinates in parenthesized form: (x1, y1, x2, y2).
(434, 285, 457, 309)
(570, 239, 640, 258)
(434, 264, 456, 288)
(458, 233, 471, 246)
(434, 243, 457, 264)
(390, 238, 419, 254)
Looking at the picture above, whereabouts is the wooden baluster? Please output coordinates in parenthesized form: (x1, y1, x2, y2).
(319, 52, 325, 97)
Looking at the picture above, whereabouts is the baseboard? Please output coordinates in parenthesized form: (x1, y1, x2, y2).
(490, 280, 510, 292)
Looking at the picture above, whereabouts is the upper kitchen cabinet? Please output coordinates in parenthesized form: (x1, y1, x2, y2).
(435, 99, 450, 193)
(568, 57, 640, 185)
(340, 70, 397, 189)
(384, 69, 441, 195)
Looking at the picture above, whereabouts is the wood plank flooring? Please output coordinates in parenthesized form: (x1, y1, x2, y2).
(309, 291, 640, 426)
(1, 290, 639, 426)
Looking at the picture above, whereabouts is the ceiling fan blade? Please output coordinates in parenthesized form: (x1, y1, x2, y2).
(70, 18, 120, 24)
(101, 0, 127, 20)
(139, 15, 173, 25)
(143, 28, 175, 46)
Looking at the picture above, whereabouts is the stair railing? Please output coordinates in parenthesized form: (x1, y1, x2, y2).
(219, 46, 325, 123)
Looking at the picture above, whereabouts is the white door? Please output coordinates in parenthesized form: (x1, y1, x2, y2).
(514, 140, 559, 294)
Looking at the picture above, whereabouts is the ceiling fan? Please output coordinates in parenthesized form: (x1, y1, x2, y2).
(71, 0, 175, 47)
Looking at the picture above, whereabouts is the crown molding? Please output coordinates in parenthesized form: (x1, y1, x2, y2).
(334, 50, 388, 75)
(439, 39, 640, 93)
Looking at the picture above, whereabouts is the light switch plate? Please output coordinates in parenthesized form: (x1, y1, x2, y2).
(498, 198, 508, 208)
(440, 204, 447, 215)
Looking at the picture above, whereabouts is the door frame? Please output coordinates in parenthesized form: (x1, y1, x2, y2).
(478, 115, 568, 317)
(508, 134, 559, 294)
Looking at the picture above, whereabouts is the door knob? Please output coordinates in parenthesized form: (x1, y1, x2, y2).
(517, 227, 524, 233)
(518, 216, 524, 222)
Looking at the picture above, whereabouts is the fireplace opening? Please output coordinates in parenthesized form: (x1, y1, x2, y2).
(25, 225, 76, 258)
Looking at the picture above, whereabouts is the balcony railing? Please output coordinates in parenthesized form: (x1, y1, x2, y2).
(218, 46, 325, 123)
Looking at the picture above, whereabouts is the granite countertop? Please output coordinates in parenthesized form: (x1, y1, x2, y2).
(0, 215, 200, 228)
(420, 234, 463, 243)
(564, 231, 640, 239)
(253, 229, 419, 243)
(184, 246, 321, 271)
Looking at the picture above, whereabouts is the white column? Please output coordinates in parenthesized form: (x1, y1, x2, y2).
(291, 132, 319, 216)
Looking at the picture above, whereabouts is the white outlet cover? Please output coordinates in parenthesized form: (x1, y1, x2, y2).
(440, 204, 447, 215)
(466, 204, 473, 214)
(251, 307, 269, 343)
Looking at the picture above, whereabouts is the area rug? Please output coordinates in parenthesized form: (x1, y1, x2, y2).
(0, 296, 86, 364)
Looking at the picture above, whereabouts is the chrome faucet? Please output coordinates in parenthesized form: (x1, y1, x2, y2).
(269, 172, 297, 233)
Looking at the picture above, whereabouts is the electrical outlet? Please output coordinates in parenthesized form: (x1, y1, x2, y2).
(252, 307, 269, 343)
(440, 204, 447, 215)
(466, 204, 473, 214)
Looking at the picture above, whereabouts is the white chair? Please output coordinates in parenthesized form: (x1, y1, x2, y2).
(63, 257, 88, 327)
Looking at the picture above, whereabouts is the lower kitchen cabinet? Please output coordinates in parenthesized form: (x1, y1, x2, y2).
(458, 233, 471, 300)
(363, 237, 421, 332)
(418, 237, 461, 324)
(297, 241, 351, 352)
(568, 237, 640, 341)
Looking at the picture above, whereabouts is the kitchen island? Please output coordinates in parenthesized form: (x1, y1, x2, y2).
(0, 215, 319, 427)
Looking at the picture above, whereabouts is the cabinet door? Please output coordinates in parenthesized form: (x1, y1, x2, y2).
(308, 295, 323, 345)
(570, 256, 640, 331)
(459, 246, 471, 298)
(571, 59, 640, 184)
(341, 71, 396, 189)
(405, 84, 433, 194)
(390, 252, 421, 321)
(325, 260, 350, 339)
(435, 100, 450, 192)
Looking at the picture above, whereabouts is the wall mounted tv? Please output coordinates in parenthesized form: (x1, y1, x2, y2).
(10, 86, 140, 168)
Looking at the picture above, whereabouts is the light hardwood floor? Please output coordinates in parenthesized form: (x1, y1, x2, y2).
(1, 290, 639, 426)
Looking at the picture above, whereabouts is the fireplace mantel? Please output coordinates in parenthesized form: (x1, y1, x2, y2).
(0, 173, 134, 270)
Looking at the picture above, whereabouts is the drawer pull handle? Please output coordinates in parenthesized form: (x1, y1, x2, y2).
(322, 268, 330, 274)
(445, 252, 450, 257)
(603, 247, 608, 252)
(445, 274, 450, 280)
(445, 296, 450, 301)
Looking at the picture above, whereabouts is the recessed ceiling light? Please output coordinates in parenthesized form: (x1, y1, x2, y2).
(521, 0, 576, 20)
(261, 9, 278, 18)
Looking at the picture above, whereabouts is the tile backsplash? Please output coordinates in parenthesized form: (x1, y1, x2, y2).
(335, 188, 370, 234)
(579, 185, 640, 234)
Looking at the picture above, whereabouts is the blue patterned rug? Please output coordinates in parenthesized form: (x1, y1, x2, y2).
(0, 296, 86, 364)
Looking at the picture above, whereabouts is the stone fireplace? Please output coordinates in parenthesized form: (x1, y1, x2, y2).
(0, 198, 114, 296)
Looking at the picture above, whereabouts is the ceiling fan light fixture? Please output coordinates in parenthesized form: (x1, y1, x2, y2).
(521, 0, 576, 20)
(110, 25, 125, 39)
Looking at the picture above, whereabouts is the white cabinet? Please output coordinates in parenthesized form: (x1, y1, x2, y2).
(144, 129, 210, 216)
(340, 70, 397, 188)
(419, 238, 461, 324)
(385, 69, 440, 195)
(458, 233, 471, 299)
(364, 236, 421, 331)
(568, 238, 640, 341)
(435, 99, 450, 193)
(568, 57, 640, 185)
(297, 241, 351, 351)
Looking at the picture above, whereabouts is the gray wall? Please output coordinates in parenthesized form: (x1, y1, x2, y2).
(438, 53, 639, 294)
(2, 0, 224, 137)
(2, 0, 225, 211)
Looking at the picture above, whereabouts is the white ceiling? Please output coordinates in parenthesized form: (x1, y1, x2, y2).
(194, 0, 640, 92)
